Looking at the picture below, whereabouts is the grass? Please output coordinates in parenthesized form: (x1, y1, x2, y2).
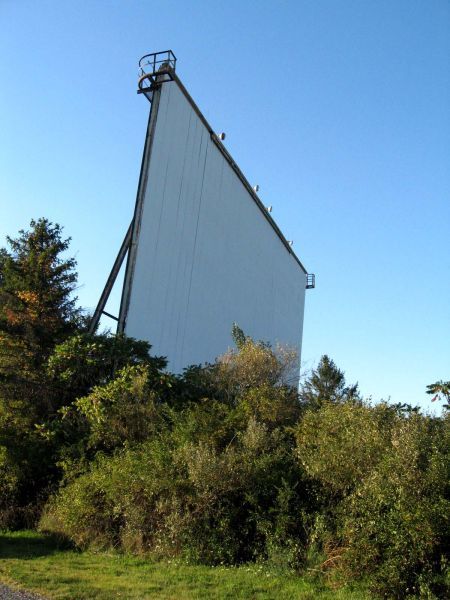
(0, 530, 372, 599)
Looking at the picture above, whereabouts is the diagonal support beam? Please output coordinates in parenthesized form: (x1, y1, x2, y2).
(88, 221, 133, 334)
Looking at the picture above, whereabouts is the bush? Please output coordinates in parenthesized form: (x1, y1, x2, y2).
(74, 365, 163, 452)
(47, 332, 166, 402)
(338, 414, 449, 598)
(210, 337, 299, 405)
(32, 332, 450, 598)
(295, 401, 393, 497)
(41, 375, 308, 565)
(295, 401, 449, 598)
(40, 459, 120, 549)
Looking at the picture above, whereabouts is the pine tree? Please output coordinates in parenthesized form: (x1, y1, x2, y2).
(299, 355, 359, 410)
(0, 219, 82, 525)
(0, 218, 80, 374)
(0, 218, 81, 417)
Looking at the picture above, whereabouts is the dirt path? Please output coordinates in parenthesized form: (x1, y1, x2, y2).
(0, 585, 46, 600)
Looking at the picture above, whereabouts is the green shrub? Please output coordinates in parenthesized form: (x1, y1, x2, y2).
(41, 401, 307, 565)
(295, 401, 449, 598)
(210, 338, 298, 405)
(40, 458, 120, 549)
(338, 414, 449, 598)
(35, 335, 449, 598)
(295, 401, 393, 497)
(47, 332, 167, 402)
(74, 364, 163, 452)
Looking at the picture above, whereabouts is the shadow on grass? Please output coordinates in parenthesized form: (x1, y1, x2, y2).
(0, 531, 74, 559)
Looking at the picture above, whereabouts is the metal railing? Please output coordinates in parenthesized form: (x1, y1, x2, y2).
(306, 273, 315, 289)
(138, 50, 176, 98)
(138, 50, 176, 79)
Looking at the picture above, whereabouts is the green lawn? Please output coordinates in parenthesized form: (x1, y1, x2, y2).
(0, 531, 371, 599)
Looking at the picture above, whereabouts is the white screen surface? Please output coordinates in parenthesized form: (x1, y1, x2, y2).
(124, 80, 307, 373)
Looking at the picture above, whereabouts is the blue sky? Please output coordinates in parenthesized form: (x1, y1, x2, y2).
(1, 0, 449, 411)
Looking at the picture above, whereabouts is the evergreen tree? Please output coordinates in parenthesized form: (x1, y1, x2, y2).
(299, 355, 359, 410)
(0, 219, 82, 526)
(0, 218, 80, 383)
(0, 219, 79, 367)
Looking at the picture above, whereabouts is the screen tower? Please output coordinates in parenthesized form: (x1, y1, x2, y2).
(90, 51, 314, 373)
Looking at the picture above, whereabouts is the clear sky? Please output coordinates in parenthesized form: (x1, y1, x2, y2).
(1, 0, 449, 411)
